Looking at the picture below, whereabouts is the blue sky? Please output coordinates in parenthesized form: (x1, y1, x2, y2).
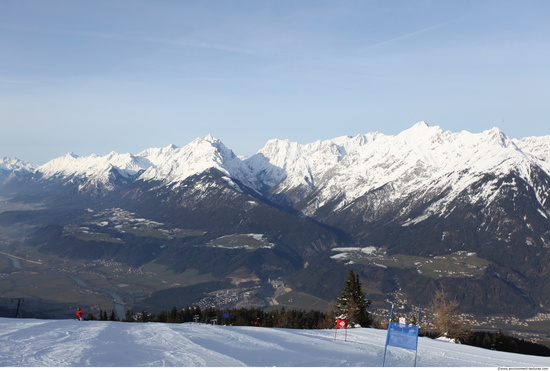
(1, 0, 549, 164)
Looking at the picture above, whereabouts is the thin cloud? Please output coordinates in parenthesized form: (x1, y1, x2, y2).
(79, 31, 260, 57)
(365, 18, 462, 49)
(0, 78, 42, 85)
(147, 37, 259, 57)
(1, 21, 260, 58)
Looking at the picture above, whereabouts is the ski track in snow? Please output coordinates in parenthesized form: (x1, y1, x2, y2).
(0, 318, 548, 367)
(0, 320, 110, 366)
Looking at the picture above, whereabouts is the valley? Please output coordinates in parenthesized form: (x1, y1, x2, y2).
(0, 241, 215, 319)
(0, 205, 314, 318)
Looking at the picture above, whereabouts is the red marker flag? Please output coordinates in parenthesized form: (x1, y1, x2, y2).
(334, 317, 348, 341)
(336, 319, 348, 329)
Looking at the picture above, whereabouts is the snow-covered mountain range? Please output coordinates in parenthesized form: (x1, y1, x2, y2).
(249, 122, 550, 223)
(21, 134, 260, 193)
(1, 122, 549, 320)
(4, 122, 549, 213)
(5, 121, 548, 247)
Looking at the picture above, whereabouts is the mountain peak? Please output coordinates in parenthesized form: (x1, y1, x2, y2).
(483, 127, 511, 148)
(136, 134, 261, 191)
(399, 121, 436, 135)
(397, 121, 442, 141)
(194, 134, 219, 145)
(202, 134, 216, 141)
(187, 135, 227, 153)
(413, 121, 429, 128)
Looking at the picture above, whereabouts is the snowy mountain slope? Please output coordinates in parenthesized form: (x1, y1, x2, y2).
(35, 153, 140, 194)
(37, 152, 150, 180)
(514, 135, 550, 173)
(137, 135, 260, 191)
(244, 132, 381, 204)
(18, 123, 549, 209)
(514, 135, 550, 160)
(259, 124, 550, 267)
(239, 123, 550, 254)
(0, 318, 548, 367)
(0, 157, 35, 184)
(34, 135, 260, 194)
(0, 157, 35, 173)
(258, 122, 539, 216)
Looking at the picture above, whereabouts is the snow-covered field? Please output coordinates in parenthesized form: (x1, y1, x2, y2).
(0, 318, 548, 367)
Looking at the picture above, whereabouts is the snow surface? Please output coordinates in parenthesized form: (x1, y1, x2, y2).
(0, 318, 548, 367)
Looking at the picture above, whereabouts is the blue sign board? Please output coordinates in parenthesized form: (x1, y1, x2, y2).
(386, 321, 419, 351)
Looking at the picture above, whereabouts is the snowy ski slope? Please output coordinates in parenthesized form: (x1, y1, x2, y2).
(0, 318, 548, 367)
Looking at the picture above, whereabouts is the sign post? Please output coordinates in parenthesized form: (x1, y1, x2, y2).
(334, 315, 348, 341)
(382, 304, 420, 367)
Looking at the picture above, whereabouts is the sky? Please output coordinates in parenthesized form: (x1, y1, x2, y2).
(1, 0, 549, 165)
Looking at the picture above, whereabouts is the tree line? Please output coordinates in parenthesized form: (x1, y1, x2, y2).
(123, 306, 334, 329)
(86, 305, 334, 329)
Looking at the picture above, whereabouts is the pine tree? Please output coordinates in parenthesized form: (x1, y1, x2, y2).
(494, 329, 518, 352)
(99, 310, 108, 321)
(139, 310, 152, 322)
(125, 309, 135, 322)
(169, 306, 179, 323)
(157, 310, 168, 323)
(482, 333, 492, 349)
(336, 269, 372, 327)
